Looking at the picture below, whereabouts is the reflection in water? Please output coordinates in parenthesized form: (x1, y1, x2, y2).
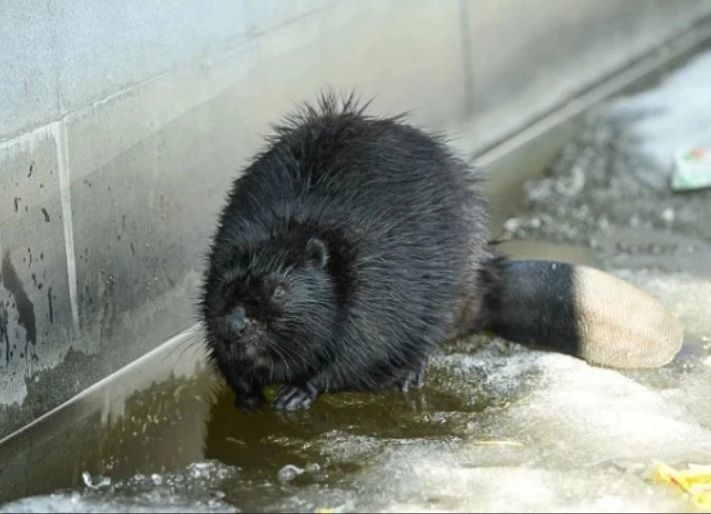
(0, 373, 213, 505)
(202, 366, 484, 511)
(0, 345, 489, 512)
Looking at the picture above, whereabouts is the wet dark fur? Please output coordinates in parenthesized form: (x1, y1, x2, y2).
(201, 95, 498, 411)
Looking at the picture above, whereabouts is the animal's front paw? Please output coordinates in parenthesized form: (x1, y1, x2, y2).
(273, 384, 318, 411)
(396, 357, 429, 393)
(235, 392, 265, 413)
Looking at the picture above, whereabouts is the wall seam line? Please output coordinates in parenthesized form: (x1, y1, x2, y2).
(53, 121, 80, 334)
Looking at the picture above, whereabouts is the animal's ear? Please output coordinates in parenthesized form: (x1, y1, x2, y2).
(306, 238, 328, 268)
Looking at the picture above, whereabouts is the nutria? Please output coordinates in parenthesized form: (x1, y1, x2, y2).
(201, 95, 683, 411)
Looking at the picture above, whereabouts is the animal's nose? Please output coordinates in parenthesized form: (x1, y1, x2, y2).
(222, 307, 247, 337)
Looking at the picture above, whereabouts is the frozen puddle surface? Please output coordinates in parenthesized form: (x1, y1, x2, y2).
(1, 462, 238, 513)
(4, 50, 711, 514)
(4, 323, 709, 512)
(278, 343, 711, 513)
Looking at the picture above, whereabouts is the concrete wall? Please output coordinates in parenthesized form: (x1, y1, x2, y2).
(1, 0, 710, 439)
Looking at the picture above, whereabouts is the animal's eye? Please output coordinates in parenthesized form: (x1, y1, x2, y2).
(272, 285, 287, 300)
